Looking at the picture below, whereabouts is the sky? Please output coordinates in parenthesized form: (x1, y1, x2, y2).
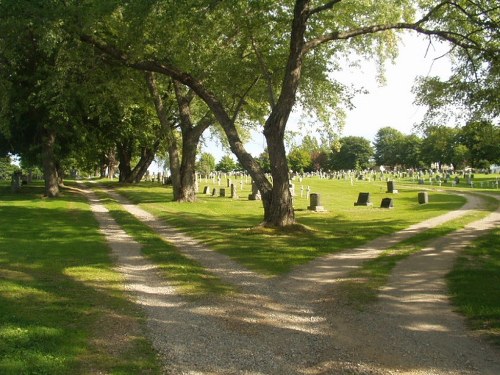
(202, 33, 454, 162)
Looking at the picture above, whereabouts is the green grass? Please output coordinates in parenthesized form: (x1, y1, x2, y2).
(0, 182, 160, 374)
(447, 227, 500, 346)
(91, 186, 233, 297)
(335, 194, 498, 309)
(112, 177, 466, 275)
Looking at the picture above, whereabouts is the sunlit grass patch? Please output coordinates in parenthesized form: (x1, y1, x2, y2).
(92, 187, 234, 297)
(0, 182, 160, 374)
(336, 194, 498, 311)
(114, 178, 466, 275)
(448, 227, 500, 346)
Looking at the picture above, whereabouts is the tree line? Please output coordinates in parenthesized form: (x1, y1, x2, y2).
(1, 1, 498, 227)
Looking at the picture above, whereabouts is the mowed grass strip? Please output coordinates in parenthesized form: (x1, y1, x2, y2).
(113, 178, 466, 275)
(91, 186, 233, 297)
(0, 182, 160, 375)
(336, 195, 497, 307)
(447, 227, 500, 346)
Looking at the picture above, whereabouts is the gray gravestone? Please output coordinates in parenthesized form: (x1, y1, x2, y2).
(307, 193, 326, 212)
(11, 171, 22, 193)
(380, 197, 394, 209)
(386, 181, 398, 193)
(418, 192, 429, 204)
(354, 192, 372, 206)
(248, 181, 261, 200)
(219, 188, 226, 197)
(230, 184, 238, 199)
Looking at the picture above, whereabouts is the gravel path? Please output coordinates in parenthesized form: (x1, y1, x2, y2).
(85, 185, 500, 374)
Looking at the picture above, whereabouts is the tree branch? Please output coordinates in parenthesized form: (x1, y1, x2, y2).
(304, 1, 492, 53)
(231, 75, 260, 123)
(251, 37, 276, 109)
(308, 0, 343, 18)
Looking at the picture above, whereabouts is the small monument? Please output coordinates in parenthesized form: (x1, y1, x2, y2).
(307, 193, 326, 212)
(380, 197, 394, 209)
(386, 181, 398, 193)
(418, 192, 429, 204)
(354, 192, 372, 206)
(248, 181, 261, 200)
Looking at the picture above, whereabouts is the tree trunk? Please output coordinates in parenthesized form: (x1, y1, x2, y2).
(168, 141, 181, 200)
(41, 128, 59, 198)
(173, 80, 211, 202)
(177, 129, 200, 202)
(108, 148, 117, 179)
(263, 125, 295, 226)
(126, 142, 159, 183)
(117, 142, 133, 183)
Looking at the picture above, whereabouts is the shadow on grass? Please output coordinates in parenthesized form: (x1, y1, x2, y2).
(0, 187, 159, 374)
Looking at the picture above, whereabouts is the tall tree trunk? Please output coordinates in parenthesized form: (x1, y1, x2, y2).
(264, 128, 295, 226)
(126, 141, 159, 183)
(108, 148, 117, 179)
(177, 129, 200, 201)
(117, 142, 133, 183)
(173, 80, 211, 202)
(168, 141, 181, 200)
(41, 128, 59, 197)
(145, 72, 183, 199)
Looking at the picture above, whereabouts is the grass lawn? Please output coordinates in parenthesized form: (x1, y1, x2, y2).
(111, 176, 467, 275)
(335, 193, 498, 306)
(91, 186, 233, 297)
(0, 182, 160, 374)
(448, 227, 500, 346)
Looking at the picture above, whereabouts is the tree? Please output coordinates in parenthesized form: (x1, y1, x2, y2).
(256, 150, 271, 173)
(216, 155, 237, 173)
(77, 1, 500, 226)
(0, 155, 17, 180)
(458, 121, 500, 167)
(413, 2, 499, 126)
(197, 152, 216, 176)
(330, 136, 373, 171)
(288, 147, 312, 173)
(399, 134, 422, 169)
(420, 125, 458, 169)
(0, 1, 79, 197)
(373, 127, 405, 168)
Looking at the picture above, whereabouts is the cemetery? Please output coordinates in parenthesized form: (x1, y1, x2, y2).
(1, 0, 499, 373)
(2, 169, 500, 375)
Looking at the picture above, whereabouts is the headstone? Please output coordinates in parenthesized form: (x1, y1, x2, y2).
(380, 197, 394, 209)
(227, 178, 231, 188)
(289, 182, 296, 197)
(212, 188, 218, 197)
(354, 192, 373, 206)
(248, 181, 261, 200)
(307, 193, 326, 212)
(203, 186, 210, 194)
(219, 188, 226, 197)
(11, 171, 22, 193)
(454, 176, 460, 185)
(418, 192, 429, 204)
(230, 184, 238, 199)
(418, 179, 425, 185)
(386, 181, 398, 193)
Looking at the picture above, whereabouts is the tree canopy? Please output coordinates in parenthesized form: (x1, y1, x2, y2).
(1, 0, 498, 225)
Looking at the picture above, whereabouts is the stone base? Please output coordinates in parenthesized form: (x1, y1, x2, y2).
(386, 189, 399, 194)
(354, 202, 373, 206)
(307, 205, 326, 212)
